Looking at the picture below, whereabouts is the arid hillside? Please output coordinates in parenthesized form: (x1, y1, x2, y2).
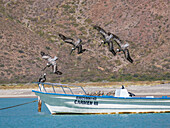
(0, 0, 169, 83)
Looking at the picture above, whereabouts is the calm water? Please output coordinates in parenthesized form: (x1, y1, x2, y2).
(0, 98, 170, 128)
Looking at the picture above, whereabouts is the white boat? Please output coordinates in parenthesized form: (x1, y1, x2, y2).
(32, 82, 170, 115)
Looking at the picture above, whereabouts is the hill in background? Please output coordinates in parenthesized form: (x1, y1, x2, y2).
(0, 0, 169, 83)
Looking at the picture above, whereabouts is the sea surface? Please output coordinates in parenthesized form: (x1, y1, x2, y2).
(0, 98, 170, 128)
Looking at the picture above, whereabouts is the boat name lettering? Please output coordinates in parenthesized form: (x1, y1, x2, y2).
(74, 100, 98, 105)
(76, 96, 97, 100)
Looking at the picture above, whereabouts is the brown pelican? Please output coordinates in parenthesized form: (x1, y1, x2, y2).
(38, 73, 47, 92)
(41, 52, 62, 75)
(128, 92, 135, 97)
(58, 34, 86, 55)
(114, 38, 133, 63)
(93, 25, 119, 56)
(122, 85, 125, 89)
(38, 73, 46, 83)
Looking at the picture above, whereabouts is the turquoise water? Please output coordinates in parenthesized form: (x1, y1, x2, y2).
(0, 98, 170, 128)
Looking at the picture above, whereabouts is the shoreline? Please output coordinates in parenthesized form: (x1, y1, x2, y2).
(0, 83, 170, 98)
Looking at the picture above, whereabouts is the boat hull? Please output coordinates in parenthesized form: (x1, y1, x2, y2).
(33, 91, 170, 114)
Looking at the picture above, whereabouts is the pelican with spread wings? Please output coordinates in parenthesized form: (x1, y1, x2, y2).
(58, 34, 86, 55)
(40, 52, 62, 75)
(114, 38, 134, 63)
(94, 25, 119, 56)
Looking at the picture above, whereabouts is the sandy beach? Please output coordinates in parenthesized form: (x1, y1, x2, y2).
(0, 83, 170, 98)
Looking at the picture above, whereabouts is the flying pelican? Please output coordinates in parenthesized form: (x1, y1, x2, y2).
(58, 34, 86, 55)
(41, 52, 62, 75)
(93, 25, 119, 56)
(114, 38, 134, 63)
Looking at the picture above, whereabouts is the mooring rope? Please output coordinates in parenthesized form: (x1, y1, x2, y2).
(0, 100, 38, 110)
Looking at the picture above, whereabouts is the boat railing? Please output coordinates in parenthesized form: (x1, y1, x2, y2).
(33, 82, 87, 95)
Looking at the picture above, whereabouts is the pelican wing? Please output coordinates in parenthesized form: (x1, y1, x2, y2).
(93, 25, 107, 38)
(113, 38, 122, 48)
(42, 55, 51, 60)
(38, 77, 42, 82)
(74, 39, 83, 46)
(40, 51, 49, 57)
(58, 33, 75, 46)
(41, 51, 51, 60)
(112, 33, 121, 40)
(51, 56, 58, 61)
(122, 43, 129, 49)
(124, 49, 133, 63)
(128, 92, 135, 97)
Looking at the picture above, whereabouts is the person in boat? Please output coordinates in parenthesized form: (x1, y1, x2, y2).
(93, 25, 119, 56)
(41, 51, 62, 75)
(114, 38, 134, 63)
(58, 33, 87, 55)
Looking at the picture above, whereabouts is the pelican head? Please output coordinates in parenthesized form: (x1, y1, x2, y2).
(40, 51, 45, 56)
(116, 49, 120, 52)
(108, 32, 111, 35)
